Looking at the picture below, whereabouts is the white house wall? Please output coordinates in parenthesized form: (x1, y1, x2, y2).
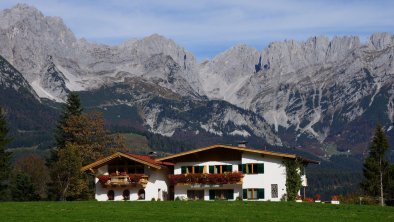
(144, 166, 169, 201)
(242, 152, 287, 201)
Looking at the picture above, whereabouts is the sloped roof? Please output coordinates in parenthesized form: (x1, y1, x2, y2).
(81, 152, 163, 172)
(156, 144, 319, 164)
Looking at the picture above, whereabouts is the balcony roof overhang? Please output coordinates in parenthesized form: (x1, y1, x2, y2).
(81, 152, 162, 172)
(156, 144, 319, 164)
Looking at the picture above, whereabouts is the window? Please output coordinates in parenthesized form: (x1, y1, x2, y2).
(138, 189, 145, 200)
(107, 190, 115, 200)
(181, 165, 204, 174)
(123, 190, 130, 200)
(238, 163, 264, 174)
(271, 184, 278, 198)
(187, 190, 204, 200)
(243, 189, 264, 200)
(209, 189, 234, 200)
(208, 165, 233, 174)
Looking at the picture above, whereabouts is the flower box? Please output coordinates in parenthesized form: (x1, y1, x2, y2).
(295, 199, 302, 203)
(168, 172, 243, 185)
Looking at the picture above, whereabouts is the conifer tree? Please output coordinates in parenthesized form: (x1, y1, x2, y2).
(0, 107, 12, 200)
(10, 172, 40, 201)
(55, 92, 83, 150)
(361, 124, 390, 206)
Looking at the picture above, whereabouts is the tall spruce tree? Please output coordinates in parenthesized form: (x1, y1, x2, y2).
(49, 92, 83, 200)
(0, 107, 12, 200)
(361, 124, 390, 206)
(55, 92, 83, 150)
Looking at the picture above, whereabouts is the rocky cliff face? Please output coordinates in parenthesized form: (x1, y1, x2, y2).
(0, 4, 201, 102)
(0, 4, 393, 156)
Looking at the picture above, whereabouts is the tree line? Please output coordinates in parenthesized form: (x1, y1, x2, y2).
(0, 92, 128, 201)
(0, 92, 394, 204)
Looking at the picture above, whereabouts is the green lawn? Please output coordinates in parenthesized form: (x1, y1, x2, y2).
(0, 201, 393, 222)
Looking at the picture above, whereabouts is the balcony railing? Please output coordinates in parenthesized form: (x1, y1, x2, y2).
(168, 172, 243, 185)
(97, 173, 149, 188)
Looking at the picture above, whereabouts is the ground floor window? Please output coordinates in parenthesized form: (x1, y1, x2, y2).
(107, 190, 114, 200)
(209, 189, 234, 200)
(138, 189, 145, 200)
(123, 190, 130, 200)
(187, 190, 204, 200)
(271, 184, 278, 198)
(243, 188, 264, 200)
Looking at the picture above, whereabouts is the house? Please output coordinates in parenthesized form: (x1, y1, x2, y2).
(80, 152, 173, 201)
(81, 144, 318, 201)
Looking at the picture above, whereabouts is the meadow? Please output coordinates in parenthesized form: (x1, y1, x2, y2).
(0, 201, 393, 222)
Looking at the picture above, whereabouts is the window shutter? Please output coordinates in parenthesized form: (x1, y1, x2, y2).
(257, 189, 265, 199)
(181, 166, 187, 174)
(227, 165, 233, 172)
(209, 166, 214, 174)
(238, 164, 242, 173)
(243, 189, 247, 199)
(209, 190, 215, 200)
(227, 190, 234, 200)
(257, 163, 264, 174)
(199, 166, 204, 173)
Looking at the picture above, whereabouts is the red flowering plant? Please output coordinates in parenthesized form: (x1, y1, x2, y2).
(315, 194, 321, 200)
(331, 195, 339, 201)
(129, 174, 144, 183)
(97, 175, 111, 185)
(296, 195, 302, 200)
(168, 172, 243, 185)
(304, 197, 314, 202)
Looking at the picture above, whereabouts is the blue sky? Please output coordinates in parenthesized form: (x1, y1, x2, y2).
(1, 0, 393, 60)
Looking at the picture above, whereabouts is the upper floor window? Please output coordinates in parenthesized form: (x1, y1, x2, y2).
(209, 165, 233, 174)
(238, 163, 264, 174)
(181, 165, 204, 174)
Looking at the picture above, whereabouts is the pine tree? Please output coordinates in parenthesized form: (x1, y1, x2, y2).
(10, 172, 40, 201)
(48, 92, 83, 200)
(54, 92, 83, 150)
(361, 124, 390, 206)
(0, 107, 12, 200)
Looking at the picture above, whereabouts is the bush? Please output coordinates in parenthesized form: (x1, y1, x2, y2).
(175, 196, 181, 201)
(151, 198, 156, 201)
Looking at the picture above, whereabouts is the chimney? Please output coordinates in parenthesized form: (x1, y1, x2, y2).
(237, 141, 248, 148)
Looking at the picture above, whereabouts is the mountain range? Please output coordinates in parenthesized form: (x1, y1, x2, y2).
(1, 4, 393, 159)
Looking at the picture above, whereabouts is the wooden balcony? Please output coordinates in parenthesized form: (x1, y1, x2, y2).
(168, 172, 243, 186)
(97, 174, 149, 188)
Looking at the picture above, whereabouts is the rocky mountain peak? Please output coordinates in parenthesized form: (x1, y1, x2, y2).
(368, 32, 393, 50)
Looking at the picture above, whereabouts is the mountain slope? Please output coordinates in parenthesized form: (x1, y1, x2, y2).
(0, 4, 393, 157)
(0, 55, 58, 148)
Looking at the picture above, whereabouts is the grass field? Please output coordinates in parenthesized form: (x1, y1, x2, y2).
(0, 201, 393, 222)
